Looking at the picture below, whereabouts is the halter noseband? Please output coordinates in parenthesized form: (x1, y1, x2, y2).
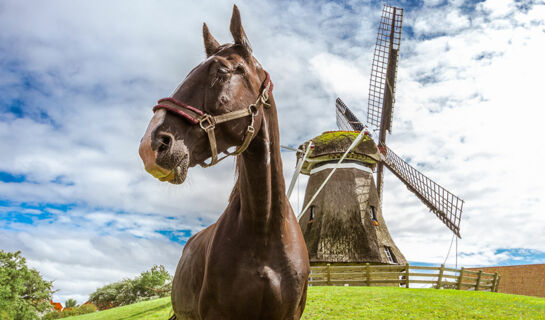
(153, 71, 273, 167)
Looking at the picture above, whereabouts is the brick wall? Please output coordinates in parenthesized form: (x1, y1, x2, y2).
(467, 264, 545, 298)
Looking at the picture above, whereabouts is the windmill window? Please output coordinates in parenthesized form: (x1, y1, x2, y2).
(309, 206, 315, 223)
(370, 206, 377, 221)
(384, 246, 397, 264)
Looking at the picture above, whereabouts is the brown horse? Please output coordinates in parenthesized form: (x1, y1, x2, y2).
(138, 5, 309, 320)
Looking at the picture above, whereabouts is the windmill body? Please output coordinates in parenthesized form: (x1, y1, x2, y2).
(289, 4, 464, 268)
(298, 131, 406, 265)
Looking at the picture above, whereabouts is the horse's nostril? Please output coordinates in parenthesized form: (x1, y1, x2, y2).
(157, 134, 172, 154)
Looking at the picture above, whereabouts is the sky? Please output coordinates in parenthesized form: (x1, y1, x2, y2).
(1, 0, 544, 305)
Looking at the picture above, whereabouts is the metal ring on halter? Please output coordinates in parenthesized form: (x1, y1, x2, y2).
(248, 104, 259, 115)
(199, 114, 215, 130)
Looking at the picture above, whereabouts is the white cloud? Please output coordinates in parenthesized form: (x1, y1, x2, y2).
(1, 0, 544, 304)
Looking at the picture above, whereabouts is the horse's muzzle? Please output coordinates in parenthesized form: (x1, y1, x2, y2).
(139, 109, 190, 184)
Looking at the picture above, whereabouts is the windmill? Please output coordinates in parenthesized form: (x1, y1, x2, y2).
(289, 4, 464, 266)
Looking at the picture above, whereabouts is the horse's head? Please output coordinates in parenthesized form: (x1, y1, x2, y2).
(139, 5, 272, 184)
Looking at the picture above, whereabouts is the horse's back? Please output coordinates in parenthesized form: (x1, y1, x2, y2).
(172, 223, 216, 319)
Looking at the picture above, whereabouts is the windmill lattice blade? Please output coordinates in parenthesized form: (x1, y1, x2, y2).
(381, 145, 463, 238)
(367, 4, 403, 137)
(336, 98, 364, 131)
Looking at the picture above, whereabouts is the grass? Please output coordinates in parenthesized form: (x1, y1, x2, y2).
(301, 287, 545, 319)
(65, 287, 545, 320)
(66, 297, 172, 320)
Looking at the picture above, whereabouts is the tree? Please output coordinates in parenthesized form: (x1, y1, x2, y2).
(135, 265, 171, 298)
(64, 298, 77, 308)
(88, 265, 172, 310)
(0, 250, 53, 320)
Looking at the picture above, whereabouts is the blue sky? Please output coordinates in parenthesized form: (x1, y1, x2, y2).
(1, 0, 544, 304)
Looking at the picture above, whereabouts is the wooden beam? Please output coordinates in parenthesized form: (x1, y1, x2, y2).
(457, 267, 465, 290)
(437, 264, 445, 289)
(475, 270, 483, 291)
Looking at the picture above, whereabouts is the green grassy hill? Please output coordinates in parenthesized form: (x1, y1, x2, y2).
(66, 287, 545, 320)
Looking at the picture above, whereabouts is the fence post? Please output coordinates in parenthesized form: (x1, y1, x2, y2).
(495, 275, 501, 292)
(405, 263, 410, 288)
(326, 264, 331, 286)
(457, 267, 465, 290)
(366, 263, 371, 287)
(436, 264, 445, 289)
(491, 272, 498, 292)
(475, 270, 483, 291)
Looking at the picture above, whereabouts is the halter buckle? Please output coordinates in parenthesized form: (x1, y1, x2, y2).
(247, 125, 255, 135)
(199, 114, 215, 131)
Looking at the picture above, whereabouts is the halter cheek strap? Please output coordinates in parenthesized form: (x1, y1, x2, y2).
(152, 71, 273, 167)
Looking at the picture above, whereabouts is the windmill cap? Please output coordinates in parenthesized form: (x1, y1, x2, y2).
(297, 131, 381, 175)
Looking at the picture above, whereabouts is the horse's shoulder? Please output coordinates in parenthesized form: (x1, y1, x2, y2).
(185, 223, 217, 249)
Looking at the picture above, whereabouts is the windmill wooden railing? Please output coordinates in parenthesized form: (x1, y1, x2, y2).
(308, 264, 500, 292)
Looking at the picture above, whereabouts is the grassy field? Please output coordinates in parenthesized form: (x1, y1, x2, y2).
(65, 287, 545, 320)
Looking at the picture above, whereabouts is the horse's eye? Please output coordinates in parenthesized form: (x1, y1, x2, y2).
(218, 67, 230, 75)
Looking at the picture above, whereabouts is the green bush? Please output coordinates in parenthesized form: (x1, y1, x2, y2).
(78, 303, 97, 314)
(89, 265, 172, 310)
(41, 303, 97, 319)
(41, 312, 63, 320)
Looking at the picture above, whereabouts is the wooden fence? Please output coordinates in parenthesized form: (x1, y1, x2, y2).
(309, 264, 500, 292)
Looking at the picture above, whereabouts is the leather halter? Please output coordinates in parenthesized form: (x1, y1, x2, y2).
(153, 71, 273, 167)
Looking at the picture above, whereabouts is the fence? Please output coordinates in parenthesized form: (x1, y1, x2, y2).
(309, 264, 500, 292)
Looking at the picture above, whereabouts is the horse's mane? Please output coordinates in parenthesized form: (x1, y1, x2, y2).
(228, 157, 242, 204)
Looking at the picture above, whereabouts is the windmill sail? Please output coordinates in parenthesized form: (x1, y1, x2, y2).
(380, 145, 463, 237)
(334, 5, 462, 237)
(336, 98, 364, 131)
(367, 4, 403, 139)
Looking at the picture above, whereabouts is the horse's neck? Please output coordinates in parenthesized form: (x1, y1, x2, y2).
(236, 99, 287, 230)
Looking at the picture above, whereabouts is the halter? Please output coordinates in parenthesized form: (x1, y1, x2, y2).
(153, 71, 273, 167)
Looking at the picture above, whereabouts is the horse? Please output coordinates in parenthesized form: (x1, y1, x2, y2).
(138, 5, 310, 320)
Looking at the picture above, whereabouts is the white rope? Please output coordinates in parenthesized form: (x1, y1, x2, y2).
(280, 145, 303, 153)
(287, 142, 313, 198)
(296, 130, 368, 221)
(443, 233, 455, 266)
(455, 236, 458, 269)
(297, 171, 300, 213)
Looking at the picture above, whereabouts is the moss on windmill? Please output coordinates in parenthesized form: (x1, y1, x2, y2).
(298, 131, 382, 175)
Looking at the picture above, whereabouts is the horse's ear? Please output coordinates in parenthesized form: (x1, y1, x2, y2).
(229, 5, 252, 57)
(203, 23, 220, 57)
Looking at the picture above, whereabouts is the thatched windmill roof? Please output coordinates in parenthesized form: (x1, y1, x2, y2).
(298, 131, 381, 174)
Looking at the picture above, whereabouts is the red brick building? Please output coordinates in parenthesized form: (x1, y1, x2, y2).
(468, 264, 545, 298)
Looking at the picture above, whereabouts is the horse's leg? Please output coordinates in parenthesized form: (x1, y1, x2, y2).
(294, 280, 308, 320)
(172, 224, 215, 319)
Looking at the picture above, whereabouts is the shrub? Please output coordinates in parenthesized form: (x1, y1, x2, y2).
(89, 265, 172, 310)
(41, 312, 63, 320)
(41, 303, 97, 319)
(78, 303, 97, 314)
